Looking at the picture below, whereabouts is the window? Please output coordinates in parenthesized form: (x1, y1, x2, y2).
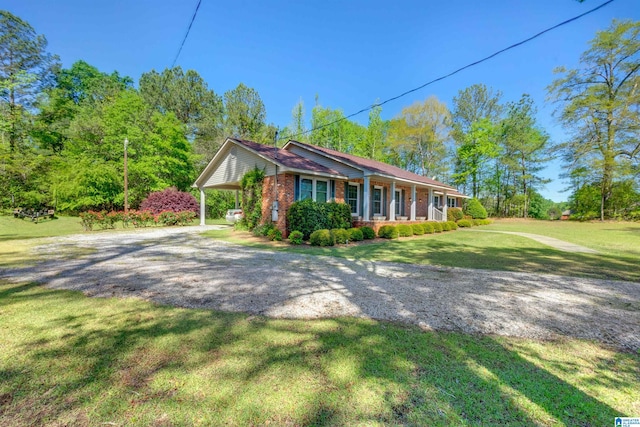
(316, 180, 328, 203)
(447, 197, 457, 208)
(347, 184, 359, 215)
(300, 178, 313, 200)
(297, 176, 330, 203)
(433, 195, 441, 208)
(395, 190, 402, 216)
(373, 187, 382, 215)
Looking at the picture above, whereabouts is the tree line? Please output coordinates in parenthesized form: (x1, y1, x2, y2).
(1, 10, 638, 220)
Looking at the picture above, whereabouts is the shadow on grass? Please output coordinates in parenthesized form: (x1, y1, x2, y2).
(1, 282, 636, 426)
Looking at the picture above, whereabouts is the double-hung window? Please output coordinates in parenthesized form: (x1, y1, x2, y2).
(297, 176, 330, 203)
(372, 187, 382, 215)
(395, 190, 402, 216)
(347, 184, 359, 215)
(447, 197, 457, 208)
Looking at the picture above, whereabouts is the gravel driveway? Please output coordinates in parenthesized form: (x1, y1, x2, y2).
(3, 226, 639, 351)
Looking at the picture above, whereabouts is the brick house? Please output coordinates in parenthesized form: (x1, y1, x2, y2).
(193, 138, 468, 236)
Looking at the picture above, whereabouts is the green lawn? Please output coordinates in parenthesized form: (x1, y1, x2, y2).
(1, 280, 638, 426)
(203, 220, 640, 281)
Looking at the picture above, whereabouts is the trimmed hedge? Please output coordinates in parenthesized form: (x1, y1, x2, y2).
(432, 222, 443, 233)
(447, 207, 464, 221)
(348, 227, 364, 241)
(332, 228, 349, 244)
(360, 226, 375, 240)
(442, 221, 452, 231)
(309, 229, 335, 246)
(464, 198, 488, 219)
(447, 221, 458, 230)
(378, 225, 399, 239)
(457, 219, 472, 227)
(412, 224, 425, 235)
(288, 230, 304, 245)
(422, 222, 434, 234)
(287, 199, 352, 240)
(397, 224, 413, 237)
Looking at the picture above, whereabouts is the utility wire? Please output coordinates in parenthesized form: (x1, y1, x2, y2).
(171, 0, 202, 68)
(278, 0, 615, 141)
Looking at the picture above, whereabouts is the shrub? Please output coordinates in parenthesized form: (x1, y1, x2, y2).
(140, 187, 199, 215)
(332, 228, 349, 244)
(288, 230, 304, 245)
(176, 211, 196, 225)
(348, 227, 363, 241)
(472, 219, 482, 226)
(457, 219, 472, 227)
(325, 202, 352, 230)
(441, 221, 452, 231)
(309, 229, 334, 246)
(464, 198, 488, 219)
(360, 226, 375, 240)
(478, 219, 493, 225)
(422, 222, 434, 234)
(158, 210, 179, 226)
(79, 210, 100, 231)
(447, 220, 458, 230)
(378, 225, 399, 239)
(432, 222, 443, 233)
(253, 223, 275, 237)
(412, 224, 425, 235)
(287, 199, 351, 240)
(239, 167, 265, 230)
(130, 210, 155, 228)
(447, 207, 464, 221)
(397, 224, 413, 237)
(267, 228, 282, 241)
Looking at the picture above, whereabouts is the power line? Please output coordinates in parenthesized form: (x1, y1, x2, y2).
(171, 0, 202, 68)
(278, 0, 615, 141)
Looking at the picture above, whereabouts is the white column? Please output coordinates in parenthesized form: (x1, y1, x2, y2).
(363, 176, 370, 221)
(235, 190, 239, 209)
(389, 181, 396, 221)
(442, 192, 448, 222)
(199, 188, 206, 226)
(410, 185, 416, 221)
(428, 188, 433, 221)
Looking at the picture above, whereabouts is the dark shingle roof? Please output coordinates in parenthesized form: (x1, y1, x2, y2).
(231, 139, 345, 177)
(286, 140, 464, 195)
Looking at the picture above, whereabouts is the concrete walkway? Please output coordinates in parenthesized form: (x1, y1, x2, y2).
(470, 230, 599, 254)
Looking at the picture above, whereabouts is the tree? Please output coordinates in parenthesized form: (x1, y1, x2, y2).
(309, 100, 366, 152)
(549, 19, 640, 220)
(140, 67, 223, 162)
(289, 98, 307, 141)
(357, 104, 388, 161)
(223, 83, 266, 140)
(0, 10, 59, 151)
(387, 97, 450, 178)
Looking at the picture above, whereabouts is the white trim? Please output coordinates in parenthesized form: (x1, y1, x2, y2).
(372, 186, 383, 216)
(298, 175, 330, 203)
(347, 182, 360, 216)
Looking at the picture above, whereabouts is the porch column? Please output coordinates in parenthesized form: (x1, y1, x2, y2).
(428, 188, 434, 220)
(235, 190, 239, 209)
(410, 185, 416, 221)
(363, 176, 370, 221)
(199, 188, 206, 226)
(389, 181, 396, 221)
(442, 192, 448, 222)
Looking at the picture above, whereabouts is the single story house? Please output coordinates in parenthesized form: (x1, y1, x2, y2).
(193, 138, 468, 236)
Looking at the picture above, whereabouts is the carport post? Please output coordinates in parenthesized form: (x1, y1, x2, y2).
(199, 188, 206, 226)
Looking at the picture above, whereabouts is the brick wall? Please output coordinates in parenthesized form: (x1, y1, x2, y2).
(261, 173, 295, 237)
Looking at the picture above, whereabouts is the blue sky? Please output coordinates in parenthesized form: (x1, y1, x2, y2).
(6, 0, 639, 201)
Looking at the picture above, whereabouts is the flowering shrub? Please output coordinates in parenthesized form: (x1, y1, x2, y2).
(79, 211, 100, 231)
(130, 210, 155, 228)
(140, 187, 199, 215)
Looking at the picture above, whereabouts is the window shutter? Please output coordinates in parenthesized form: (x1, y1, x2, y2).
(383, 187, 387, 216)
(294, 175, 300, 201)
(344, 182, 348, 203)
(359, 184, 364, 215)
(330, 180, 335, 201)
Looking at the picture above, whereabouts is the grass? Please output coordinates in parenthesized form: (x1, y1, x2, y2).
(0, 215, 83, 242)
(1, 280, 638, 426)
(202, 221, 640, 281)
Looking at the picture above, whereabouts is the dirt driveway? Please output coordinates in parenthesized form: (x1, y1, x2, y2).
(3, 226, 639, 351)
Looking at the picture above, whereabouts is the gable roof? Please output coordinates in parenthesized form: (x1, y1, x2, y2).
(193, 138, 346, 188)
(284, 140, 466, 196)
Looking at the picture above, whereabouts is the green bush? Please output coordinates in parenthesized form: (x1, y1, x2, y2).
(412, 224, 425, 235)
(288, 230, 304, 245)
(447, 221, 458, 230)
(286, 199, 351, 240)
(397, 224, 413, 237)
(360, 226, 375, 240)
(240, 167, 265, 230)
(432, 222, 443, 233)
(478, 219, 493, 225)
(441, 221, 452, 231)
(447, 207, 464, 221)
(267, 228, 282, 241)
(309, 229, 335, 246)
(348, 227, 363, 241)
(253, 223, 275, 237)
(457, 219, 472, 227)
(378, 225, 399, 239)
(332, 228, 349, 244)
(422, 222, 434, 234)
(464, 198, 488, 219)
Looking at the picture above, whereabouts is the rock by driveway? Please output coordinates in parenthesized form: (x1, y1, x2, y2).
(2, 226, 638, 351)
